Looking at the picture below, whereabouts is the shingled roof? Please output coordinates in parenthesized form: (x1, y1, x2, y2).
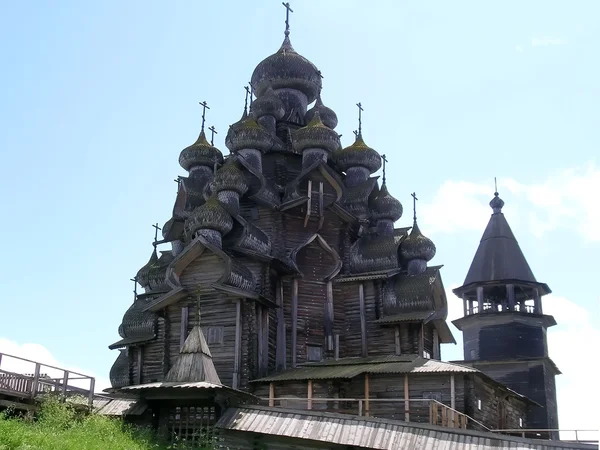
(455, 194, 550, 295)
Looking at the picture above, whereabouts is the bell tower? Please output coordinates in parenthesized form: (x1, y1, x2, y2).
(452, 190, 559, 436)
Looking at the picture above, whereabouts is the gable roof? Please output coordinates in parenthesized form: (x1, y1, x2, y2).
(164, 326, 221, 384)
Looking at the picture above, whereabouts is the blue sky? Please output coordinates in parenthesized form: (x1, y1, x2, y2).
(1, 1, 598, 434)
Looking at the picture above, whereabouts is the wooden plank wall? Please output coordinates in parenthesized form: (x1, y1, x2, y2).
(141, 316, 165, 383)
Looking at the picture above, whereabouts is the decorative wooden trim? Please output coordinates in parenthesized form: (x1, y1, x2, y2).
(359, 283, 367, 357)
(292, 279, 298, 367)
(289, 234, 342, 280)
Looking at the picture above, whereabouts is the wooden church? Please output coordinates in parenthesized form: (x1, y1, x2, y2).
(103, 5, 581, 449)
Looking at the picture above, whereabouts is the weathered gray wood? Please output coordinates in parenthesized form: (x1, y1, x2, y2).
(31, 363, 40, 398)
(533, 287, 542, 314)
(61, 371, 68, 396)
(304, 179, 312, 227)
(276, 280, 286, 370)
(394, 327, 401, 355)
(477, 286, 484, 312)
(433, 329, 439, 360)
(359, 283, 367, 357)
(404, 374, 409, 422)
(325, 281, 334, 350)
(292, 279, 298, 367)
(257, 304, 264, 375)
(262, 306, 269, 374)
(507, 284, 515, 310)
(136, 348, 142, 385)
(233, 299, 241, 389)
(334, 334, 339, 360)
(418, 322, 424, 357)
(462, 293, 468, 316)
(180, 306, 189, 350)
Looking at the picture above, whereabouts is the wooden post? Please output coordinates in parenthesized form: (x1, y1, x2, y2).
(507, 284, 515, 311)
(533, 288, 542, 314)
(359, 283, 367, 357)
(31, 363, 40, 398)
(262, 307, 269, 372)
(136, 347, 142, 385)
(61, 371, 69, 398)
(233, 299, 242, 389)
(358, 400, 363, 416)
(325, 281, 334, 350)
(477, 286, 484, 313)
(307, 380, 313, 410)
(292, 279, 299, 367)
(180, 306, 189, 349)
(268, 383, 275, 407)
(257, 305, 264, 375)
(88, 378, 95, 408)
(334, 334, 340, 360)
(462, 294, 468, 316)
(418, 322, 424, 357)
(433, 329, 439, 360)
(394, 326, 401, 355)
(304, 180, 312, 227)
(404, 374, 410, 422)
(450, 374, 456, 427)
(276, 281, 286, 371)
(364, 374, 370, 417)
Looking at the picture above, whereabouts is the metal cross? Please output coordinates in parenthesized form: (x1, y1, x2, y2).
(130, 277, 137, 299)
(208, 125, 217, 145)
(353, 130, 358, 138)
(316, 70, 323, 79)
(282, 2, 293, 36)
(247, 81, 253, 105)
(198, 101, 210, 132)
(381, 154, 388, 186)
(494, 176, 498, 194)
(152, 223, 162, 245)
(411, 192, 419, 222)
(356, 102, 364, 136)
(244, 85, 251, 111)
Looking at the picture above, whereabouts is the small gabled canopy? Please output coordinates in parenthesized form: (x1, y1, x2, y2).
(165, 326, 221, 385)
(455, 193, 550, 296)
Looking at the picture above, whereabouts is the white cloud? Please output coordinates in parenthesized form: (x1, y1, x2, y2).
(516, 45, 524, 53)
(0, 338, 110, 394)
(443, 287, 600, 436)
(421, 163, 600, 242)
(531, 36, 567, 47)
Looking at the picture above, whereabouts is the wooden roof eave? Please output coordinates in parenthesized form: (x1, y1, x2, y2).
(144, 286, 189, 312)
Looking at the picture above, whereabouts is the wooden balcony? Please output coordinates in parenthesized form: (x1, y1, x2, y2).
(0, 352, 96, 411)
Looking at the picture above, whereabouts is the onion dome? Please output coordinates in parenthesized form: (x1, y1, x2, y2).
(179, 130, 224, 171)
(490, 191, 505, 214)
(334, 134, 382, 174)
(184, 197, 233, 240)
(251, 86, 285, 120)
(292, 110, 341, 153)
(400, 221, 436, 263)
(118, 300, 157, 340)
(135, 249, 159, 289)
(370, 184, 403, 222)
(209, 160, 249, 195)
(225, 115, 273, 153)
(304, 94, 338, 129)
(109, 350, 129, 388)
(251, 36, 322, 103)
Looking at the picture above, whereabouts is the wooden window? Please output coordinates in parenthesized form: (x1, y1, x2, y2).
(206, 327, 223, 345)
(307, 345, 322, 362)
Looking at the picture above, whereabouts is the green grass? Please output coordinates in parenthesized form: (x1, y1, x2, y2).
(0, 397, 213, 450)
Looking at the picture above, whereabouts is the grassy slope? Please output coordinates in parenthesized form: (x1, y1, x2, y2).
(0, 398, 166, 450)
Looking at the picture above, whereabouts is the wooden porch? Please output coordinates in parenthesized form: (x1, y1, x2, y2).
(0, 352, 96, 411)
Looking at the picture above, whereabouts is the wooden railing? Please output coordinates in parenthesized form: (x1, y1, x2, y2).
(0, 352, 96, 408)
(259, 397, 480, 432)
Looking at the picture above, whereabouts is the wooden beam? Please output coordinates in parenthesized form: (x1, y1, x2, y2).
(304, 179, 312, 227)
(276, 281, 286, 371)
(257, 305, 264, 375)
(507, 284, 515, 311)
(477, 286, 484, 313)
(364, 374, 370, 417)
(318, 181, 324, 230)
(404, 374, 410, 422)
(325, 281, 334, 350)
(62, 371, 69, 397)
(533, 287, 542, 314)
(269, 383, 275, 407)
(88, 378, 95, 408)
(31, 363, 40, 398)
(462, 294, 468, 316)
(359, 283, 367, 357)
(262, 306, 269, 373)
(394, 326, 401, 356)
(450, 374, 456, 427)
(136, 348, 142, 385)
(334, 334, 340, 360)
(433, 329, 440, 360)
(292, 279, 298, 367)
(418, 322, 424, 357)
(307, 380, 313, 410)
(179, 306, 189, 350)
(0, 399, 36, 412)
(233, 299, 242, 389)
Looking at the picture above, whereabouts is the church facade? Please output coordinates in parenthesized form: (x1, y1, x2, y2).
(104, 6, 570, 449)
